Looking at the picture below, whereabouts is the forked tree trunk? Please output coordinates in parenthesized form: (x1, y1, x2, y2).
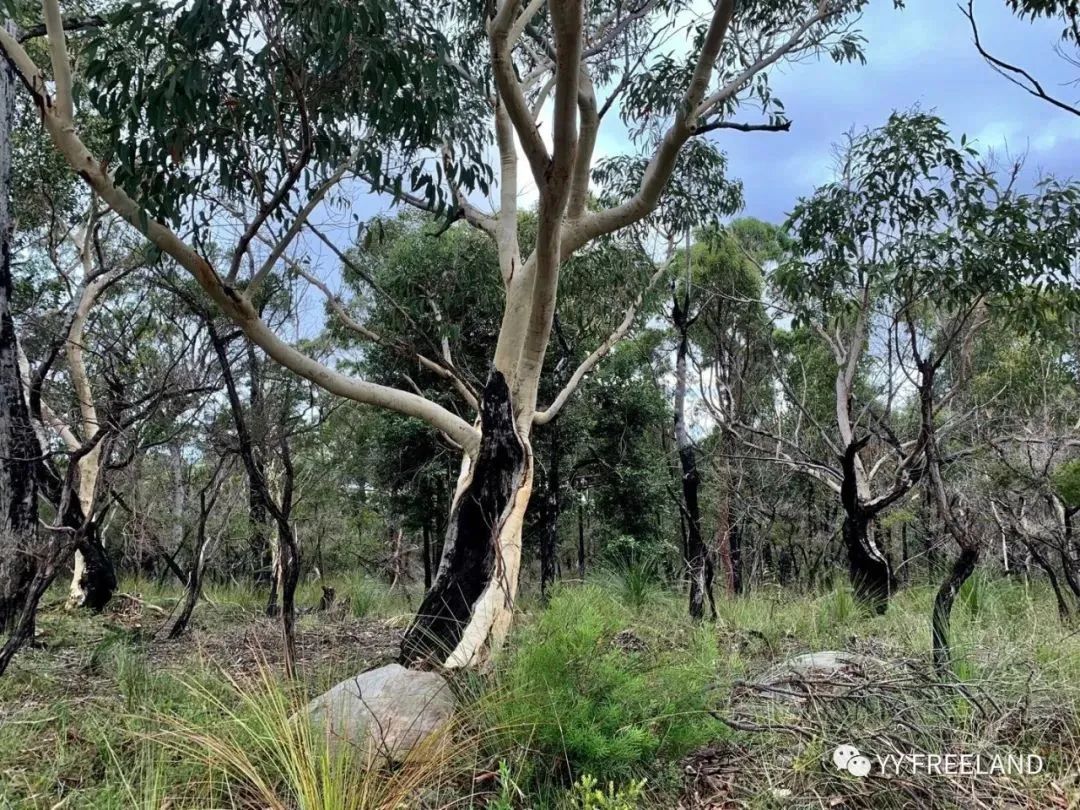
(400, 371, 531, 669)
(0, 35, 41, 631)
(840, 438, 893, 614)
(165, 496, 211, 639)
(931, 544, 978, 672)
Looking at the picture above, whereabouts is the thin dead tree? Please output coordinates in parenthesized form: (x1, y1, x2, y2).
(160, 454, 233, 639)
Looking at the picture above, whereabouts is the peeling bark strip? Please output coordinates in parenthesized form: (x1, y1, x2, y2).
(400, 371, 527, 668)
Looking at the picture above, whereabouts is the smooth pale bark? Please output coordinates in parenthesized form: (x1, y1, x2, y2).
(64, 246, 116, 610)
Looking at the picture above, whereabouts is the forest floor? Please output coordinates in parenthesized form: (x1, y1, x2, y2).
(0, 573, 1078, 809)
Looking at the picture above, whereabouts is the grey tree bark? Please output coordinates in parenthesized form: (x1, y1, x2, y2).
(0, 20, 42, 633)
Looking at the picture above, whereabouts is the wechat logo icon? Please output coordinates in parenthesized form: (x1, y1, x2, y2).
(833, 743, 873, 777)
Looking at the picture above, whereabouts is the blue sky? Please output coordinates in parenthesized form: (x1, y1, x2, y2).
(718, 0, 1079, 223)
(293, 0, 1078, 330)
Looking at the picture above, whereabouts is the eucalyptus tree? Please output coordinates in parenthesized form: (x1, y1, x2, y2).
(975, 317, 1080, 618)
(777, 113, 1080, 649)
(691, 219, 783, 596)
(320, 211, 671, 598)
(0, 0, 885, 668)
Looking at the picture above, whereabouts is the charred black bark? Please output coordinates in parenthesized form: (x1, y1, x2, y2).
(166, 503, 208, 638)
(422, 521, 432, 592)
(840, 439, 894, 614)
(931, 544, 979, 673)
(1061, 508, 1080, 606)
(540, 417, 560, 602)
(577, 500, 586, 579)
(673, 289, 712, 620)
(730, 520, 743, 594)
(0, 29, 41, 633)
(246, 342, 272, 587)
(842, 510, 892, 614)
(400, 370, 526, 668)
(36, 458, 115, 612)
(1028, 542, 1072, 622)
(208, 323, 299, 675)
(70, 525, 116, 612)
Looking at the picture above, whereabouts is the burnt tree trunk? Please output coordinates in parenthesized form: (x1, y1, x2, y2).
(841, 510, 891, 614)
(915, 339, 980, 675)
(840, 439, 893, 614)
(673, 290, 712, 621)
(1060, 507, 1080, 605)
(164, 471, 224, 639)
(0, 35, 41, 633)
(577, 499, 586, 580)
(275, 437, 299, 676)
(540, 416, 560, 601)
(1020, 537, 1072, 622)
(931, 544, 978, 672)
(68, 523, 116, 612)
(208, 323, 299, 676)
(246, 342, 271, 587)
(1, 440, 102, 674)
(730, 519, 743, 593)
(422, 521, 432, 591)
(400, 371, 527, 668)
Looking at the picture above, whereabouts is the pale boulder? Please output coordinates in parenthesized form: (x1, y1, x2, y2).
(303, 663, 455, 762)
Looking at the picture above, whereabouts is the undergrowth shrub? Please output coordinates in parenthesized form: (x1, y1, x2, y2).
(483, 584, 725, 789)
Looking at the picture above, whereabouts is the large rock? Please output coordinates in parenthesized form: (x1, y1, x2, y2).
(303, 663, 455, 762)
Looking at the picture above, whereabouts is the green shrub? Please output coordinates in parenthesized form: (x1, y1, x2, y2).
(484, 585, 724, 788)
(619, 558, 660, 614)
(569, 774, 646, 809)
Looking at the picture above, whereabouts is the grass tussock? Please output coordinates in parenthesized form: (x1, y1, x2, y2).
(1, 575, 1079, 807)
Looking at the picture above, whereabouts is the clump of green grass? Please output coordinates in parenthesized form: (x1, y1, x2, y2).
(617, 557, 661, 614)
(482, 584, 725, 791)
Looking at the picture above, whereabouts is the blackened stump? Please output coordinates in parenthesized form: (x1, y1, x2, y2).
(931, 544, 978, 673)
(400, 371, 526, 668)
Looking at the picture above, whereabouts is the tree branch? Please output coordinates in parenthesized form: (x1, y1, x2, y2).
(534, 254, 668, 425)
(0, 20, 482, 457)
